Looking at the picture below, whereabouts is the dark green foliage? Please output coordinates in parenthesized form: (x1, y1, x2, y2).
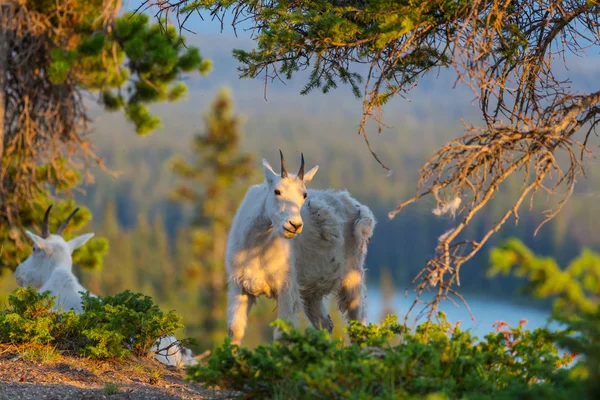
(164, 0, 468, 105)
(0, 287, 183, 360)
(0, 288, 57, 345)
(187, 315, 581, 399)
(48, 10, 212, 135)
(80, 291, 183, 358)
(187, 242, 600, 398)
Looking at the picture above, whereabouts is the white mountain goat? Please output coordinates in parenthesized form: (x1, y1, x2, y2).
(14, 206, 196, 368)
(226, 151, 376, 344)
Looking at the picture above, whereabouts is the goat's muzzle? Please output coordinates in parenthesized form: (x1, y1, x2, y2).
(282, 221, 303, 238)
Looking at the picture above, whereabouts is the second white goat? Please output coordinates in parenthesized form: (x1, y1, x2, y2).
(14, 206, 196, 368)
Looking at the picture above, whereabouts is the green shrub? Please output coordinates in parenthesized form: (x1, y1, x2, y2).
(79, 291, 183, 358)
(0, 288, 59, 345)
(187, 314, 584, 399)
(0, 287, 184, 360)
(187, 239, 600, 399)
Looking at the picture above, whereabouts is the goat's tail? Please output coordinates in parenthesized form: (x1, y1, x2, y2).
(354, 203, 376, 246)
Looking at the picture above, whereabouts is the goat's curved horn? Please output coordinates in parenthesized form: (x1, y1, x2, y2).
(279, 149, 288, 178)
(41, 205, 52, 238)
(56, 207, 80, 236)
(298, 153, 305, 180)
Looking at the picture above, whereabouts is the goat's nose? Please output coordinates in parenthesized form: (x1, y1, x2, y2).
(289, 220, 303, 232)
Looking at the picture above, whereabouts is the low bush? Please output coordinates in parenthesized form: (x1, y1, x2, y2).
(0, 288, 184, 359)
(188, 241, 600, 399)
(188, 314, 587, 399)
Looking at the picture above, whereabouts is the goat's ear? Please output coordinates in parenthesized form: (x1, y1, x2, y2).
(25, 231, 48, 250)
(303, 165, 319, 183)
(67, 233, 95, 253)
(262, 158, 278, 186)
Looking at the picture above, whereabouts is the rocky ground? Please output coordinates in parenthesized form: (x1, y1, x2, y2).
(0, 345, 234, 399)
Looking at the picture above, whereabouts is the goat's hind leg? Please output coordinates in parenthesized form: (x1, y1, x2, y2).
(337, 268, 367, 325)
(338, 206, 373, 325)
(302, 295, 333, 333)
(227, 283, 256, 345)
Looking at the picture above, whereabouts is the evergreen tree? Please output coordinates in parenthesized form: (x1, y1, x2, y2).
(489, 238, 600, 317)
(171, 88, 256, 348)
(152, 216, 176, 303)
(0, 0, 210, 272)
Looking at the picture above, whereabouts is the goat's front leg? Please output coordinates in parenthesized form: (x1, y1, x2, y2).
(302, 295, 333, 333)
(273, 280, 300, 341)
(227, 283, 255, 345)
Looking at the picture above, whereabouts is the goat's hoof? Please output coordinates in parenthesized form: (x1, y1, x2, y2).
(327, 315, 334, 333)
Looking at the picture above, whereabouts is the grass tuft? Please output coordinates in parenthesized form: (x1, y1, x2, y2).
(103, 381, 120, 395)
(20, 346, 60, 363)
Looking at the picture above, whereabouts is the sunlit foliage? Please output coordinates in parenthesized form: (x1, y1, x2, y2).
(188, 242, 600, 398)
(0, 287, 184, 359)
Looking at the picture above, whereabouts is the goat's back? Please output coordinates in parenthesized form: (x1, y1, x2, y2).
(294, 189, 375, 296)
(302, 189, 375, 240)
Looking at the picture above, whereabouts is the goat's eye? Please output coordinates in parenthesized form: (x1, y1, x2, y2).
(274, 189, 281, 196)
(303, 193, 307, 199)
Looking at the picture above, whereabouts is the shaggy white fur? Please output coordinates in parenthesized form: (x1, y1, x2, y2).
(226, 153, 376, 344)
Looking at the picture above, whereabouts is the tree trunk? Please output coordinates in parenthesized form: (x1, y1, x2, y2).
(0, 3, 10, 171)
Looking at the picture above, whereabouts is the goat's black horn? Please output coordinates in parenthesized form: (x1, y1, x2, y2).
(56, 207, 80, 236)
(41, 205, 52, 238)
(298, 153, 305, 180)
(279, 149, 288, 178)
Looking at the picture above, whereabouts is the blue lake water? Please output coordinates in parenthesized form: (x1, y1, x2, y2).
(365, 286, 557, 338)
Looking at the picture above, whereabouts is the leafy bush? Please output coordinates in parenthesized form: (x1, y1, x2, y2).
(187, 315, 584, 399)
(0, 288, 58, 345)
(0, 287, 184, 360)
(489, 239, 600, 399)
(188, 241, 600, 399)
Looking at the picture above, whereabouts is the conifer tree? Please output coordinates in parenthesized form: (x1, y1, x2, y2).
(151, 215, 177, 303)
(171, 89, 255, 348)
(97, 202, 136, 295)
(0, 0, 210, 271)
